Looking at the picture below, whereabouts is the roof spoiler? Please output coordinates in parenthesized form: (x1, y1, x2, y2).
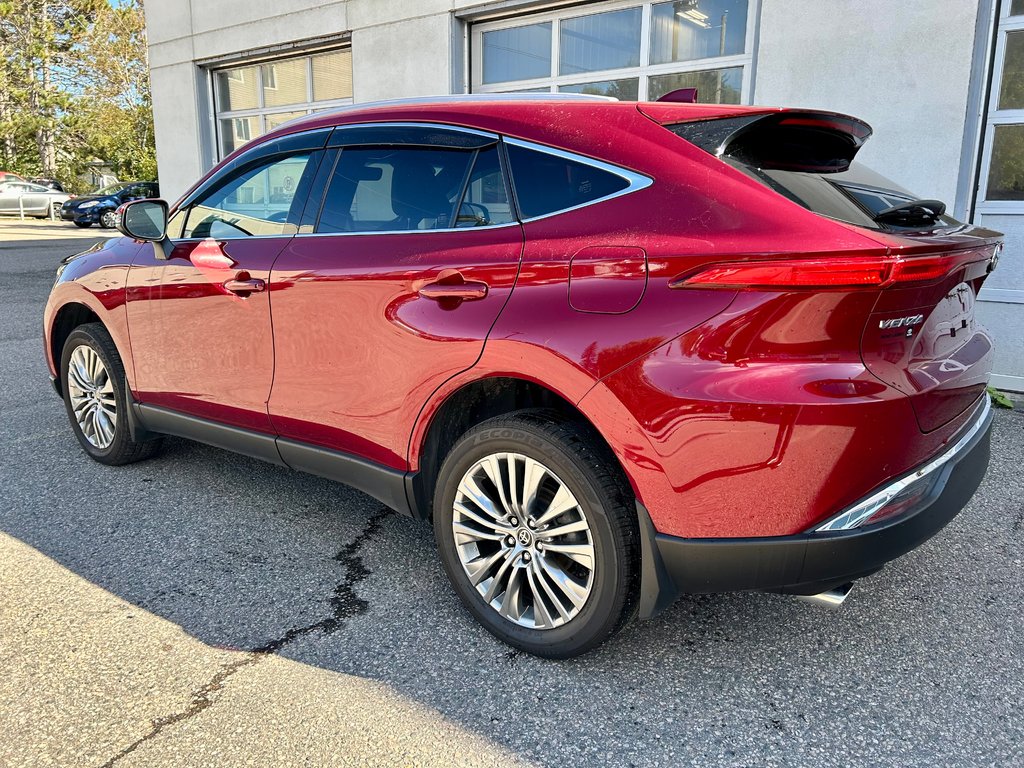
(668, 110, 873, 173)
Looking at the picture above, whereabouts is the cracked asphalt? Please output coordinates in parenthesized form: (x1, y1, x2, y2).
(1, 225, 1023, 767)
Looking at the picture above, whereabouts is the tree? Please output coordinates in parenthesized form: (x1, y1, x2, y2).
(0, 0, 155, 190)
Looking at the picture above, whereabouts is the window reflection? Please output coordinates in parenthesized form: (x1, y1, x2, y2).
(650, 0, 748, 64)
(558, 8, 641, 75)
(649, 67, 742, 104)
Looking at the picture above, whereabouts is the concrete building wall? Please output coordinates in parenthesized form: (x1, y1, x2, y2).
(753, 0, 980, 210)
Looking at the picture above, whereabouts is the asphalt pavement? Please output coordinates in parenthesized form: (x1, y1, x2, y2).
(1, 220, 1022, 767)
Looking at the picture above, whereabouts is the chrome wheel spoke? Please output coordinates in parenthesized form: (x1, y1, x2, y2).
(66, 344, 116, 449)
(533, 483, 579, 528)
(539, 518, 590, 539)
(541, 541, 595, 569)
(453, 451, 594, 630)
(464, 548, 508, 586)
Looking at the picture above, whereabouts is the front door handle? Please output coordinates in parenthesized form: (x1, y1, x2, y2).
(224, 276, 265, 295)
(418, 280, 489, 302)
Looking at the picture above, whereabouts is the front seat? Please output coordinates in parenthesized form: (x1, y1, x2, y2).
(390, 159, 453, 230)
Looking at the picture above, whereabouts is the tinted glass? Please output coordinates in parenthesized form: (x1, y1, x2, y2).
(506, 144, 629, 219)
(648, 67, 742, 103)
(215, 66, 258, 111)
(183, 153, 313, 238)
(999, 31, 1024, 109)
(558, 8, 641, 75)
(312, 50, 353, 101)
(559, 78, 639, 100)
(318, 146, 476, 233)
(650, 0, 748, 64)
(482, 23, 551, 84)
(1013, 0, 1024, 15)
(220, 116, 261, 156)
(987, 124, 1024, 200)
(724, 159, 962, 230)
(455, 146, 514, 227)
(261, 58, 307, 108)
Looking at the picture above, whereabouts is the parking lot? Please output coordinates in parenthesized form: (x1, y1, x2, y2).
(1, 219, 1022, 767)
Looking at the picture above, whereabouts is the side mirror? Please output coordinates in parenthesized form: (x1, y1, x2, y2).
(117, 199, 173, 260)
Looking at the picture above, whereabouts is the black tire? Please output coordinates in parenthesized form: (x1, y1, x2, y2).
(73, 221, 91, 228)
(59, 323, 162, 465)
(433, 410, 639, 658)
(99, 210, 117, 228)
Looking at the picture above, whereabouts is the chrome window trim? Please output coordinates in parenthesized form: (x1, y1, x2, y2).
(502, 136, 653, 223)
(327, 121, 499, 143)
(293, 220, 523, 238)
(814, 396, 993, 533)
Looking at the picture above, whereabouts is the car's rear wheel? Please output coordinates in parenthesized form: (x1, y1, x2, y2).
(433, 410, 639, 658)
(60, 323, 162, 465)
(73, 221, 91, 228)
(99, 210, 117, 228)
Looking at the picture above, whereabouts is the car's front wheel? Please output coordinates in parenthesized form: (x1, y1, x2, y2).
(433, 410, 639, 658)
(60, 323, 162, 465)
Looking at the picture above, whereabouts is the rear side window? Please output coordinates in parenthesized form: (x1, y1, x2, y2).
(505, 143, 630, 219)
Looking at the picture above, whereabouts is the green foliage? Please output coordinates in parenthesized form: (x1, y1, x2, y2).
(988, 386, 1015, 409)
(0, 0, 155, 189)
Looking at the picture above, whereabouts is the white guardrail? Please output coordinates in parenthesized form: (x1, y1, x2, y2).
(15, 195, 60, 221)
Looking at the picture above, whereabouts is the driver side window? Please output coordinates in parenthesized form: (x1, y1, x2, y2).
(182, 152, 314, 239)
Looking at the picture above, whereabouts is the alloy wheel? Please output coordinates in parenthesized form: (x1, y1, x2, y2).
(100, 211, 117, 228)
(452, 452, 595, 629)
(66, 344, 117, 449)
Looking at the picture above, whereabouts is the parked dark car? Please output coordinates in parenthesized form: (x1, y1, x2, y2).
(30, 177, 66, 192)
(60, 181, 159, 228)
(43, 96, 999, 658)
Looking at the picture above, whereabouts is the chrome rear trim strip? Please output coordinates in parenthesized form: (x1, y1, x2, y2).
(814, 395, 992, 532)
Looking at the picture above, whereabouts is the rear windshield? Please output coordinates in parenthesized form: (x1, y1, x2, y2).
(666, 120, 963, 232)
(724, 160, 963, 232)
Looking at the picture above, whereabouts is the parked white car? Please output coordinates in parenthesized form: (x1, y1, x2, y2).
(0, 182, 71, 217)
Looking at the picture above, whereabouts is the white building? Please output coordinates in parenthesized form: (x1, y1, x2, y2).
(144, 0, 1022, 389)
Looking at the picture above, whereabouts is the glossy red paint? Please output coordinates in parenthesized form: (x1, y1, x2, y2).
(126, 237, 285, 432)
(267, 225, 523, 469)
(44, 98, 1000, 543)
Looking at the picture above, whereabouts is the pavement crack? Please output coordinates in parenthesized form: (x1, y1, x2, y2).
(255, 507, 391, 652)
(100, 508, 391, 766)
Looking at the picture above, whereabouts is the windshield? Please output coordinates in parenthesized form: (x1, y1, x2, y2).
(96, 182, 131, 195)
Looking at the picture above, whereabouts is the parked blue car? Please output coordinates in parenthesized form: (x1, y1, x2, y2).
(60, 181, 159, 228)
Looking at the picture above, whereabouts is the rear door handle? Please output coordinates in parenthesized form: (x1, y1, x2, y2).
(418, 280, 489, 301)
(224, 277, 265, 295)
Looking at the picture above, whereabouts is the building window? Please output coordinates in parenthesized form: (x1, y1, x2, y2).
(212, 48, 353, 158)
(980, 4, 1024, 206)
(471, 0, 755, 103)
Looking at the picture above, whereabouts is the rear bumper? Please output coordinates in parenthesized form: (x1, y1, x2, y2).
(638, 396, 993, 617)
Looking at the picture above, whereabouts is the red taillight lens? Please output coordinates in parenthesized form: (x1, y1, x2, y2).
(672, 250, 991, 291)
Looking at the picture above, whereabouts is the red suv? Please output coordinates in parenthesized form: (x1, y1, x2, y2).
(44, 96, 998, 657)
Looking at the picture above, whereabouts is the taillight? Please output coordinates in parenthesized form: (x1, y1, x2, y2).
(672, 250, 992, 291)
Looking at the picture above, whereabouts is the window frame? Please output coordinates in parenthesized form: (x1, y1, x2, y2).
(295, 122, 652, 236)
(171, 129, 333, 241)
(469, 0, 758, 104)
(977, 3, 1024, 211)
(210, 47, 354, 160)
